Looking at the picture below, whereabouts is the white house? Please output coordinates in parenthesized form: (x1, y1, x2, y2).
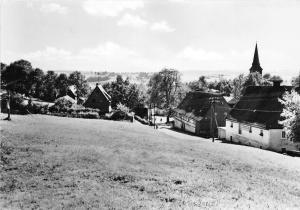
(220, 80, 300, 152)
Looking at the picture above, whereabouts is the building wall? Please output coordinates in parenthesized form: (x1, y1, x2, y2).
(224, 119, 300, 152)
(173, 116, 196, 133)
(84, 89, 111, 113)
(225, 120, 270, 149)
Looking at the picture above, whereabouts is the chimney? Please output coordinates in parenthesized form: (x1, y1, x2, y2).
(271, 79, 283, 87)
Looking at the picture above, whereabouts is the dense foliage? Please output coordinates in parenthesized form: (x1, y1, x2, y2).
(148, 68, 186, 109)
(103, 75, 145, 109)
(279, 90, 300, 142)
(1, 60, 90, 102)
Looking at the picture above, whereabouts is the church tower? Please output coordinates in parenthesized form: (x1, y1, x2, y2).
(249, 43, 263, 74)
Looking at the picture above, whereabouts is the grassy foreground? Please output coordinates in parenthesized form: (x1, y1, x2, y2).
(1, 114, 300, 209)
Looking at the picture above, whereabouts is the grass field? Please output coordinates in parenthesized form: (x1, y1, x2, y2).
(1, 114, 300, 209)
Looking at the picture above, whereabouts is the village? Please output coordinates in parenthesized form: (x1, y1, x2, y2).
(1, 43, 300, 209)
(1, 0, 300, 209)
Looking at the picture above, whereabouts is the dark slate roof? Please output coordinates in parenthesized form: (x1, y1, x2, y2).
(228, 85, 292, 129)
(173, 91, 228, 121)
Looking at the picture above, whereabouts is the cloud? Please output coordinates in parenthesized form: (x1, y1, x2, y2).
(25, 46, 72, 60)
(177, 46, 224, 61)
(150, 21, 175, 32)
(40, 3, 68, 14)
(117, 13, 148, 28)
(83, 0, 144, 17)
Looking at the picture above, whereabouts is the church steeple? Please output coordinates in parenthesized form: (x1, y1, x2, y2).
(249, 43, 263, 74)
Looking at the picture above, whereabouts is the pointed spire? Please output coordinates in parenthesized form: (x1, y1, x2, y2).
(249, 43, 263, 74)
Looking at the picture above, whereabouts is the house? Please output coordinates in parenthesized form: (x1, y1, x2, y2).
(221, 80, 300, 152)
(147, 107, 169, 125)
(84, 83, 111, 113)
(224, 96, 238, 108)
(173, 91, 230, 137)
(67, 85, 77, 100)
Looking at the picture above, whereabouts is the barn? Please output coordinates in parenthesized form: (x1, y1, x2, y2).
(173, 91, 230, 137)
(84, 83, 111, 113)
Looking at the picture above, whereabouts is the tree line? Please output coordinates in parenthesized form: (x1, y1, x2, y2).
(1, 60, 90, 102)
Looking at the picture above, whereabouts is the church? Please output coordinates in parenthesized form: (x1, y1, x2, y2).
(219, 44, 300, 152)
(249, 43, 263, 74)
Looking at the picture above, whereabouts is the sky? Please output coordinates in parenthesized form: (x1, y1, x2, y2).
(1, 0, 300, 76)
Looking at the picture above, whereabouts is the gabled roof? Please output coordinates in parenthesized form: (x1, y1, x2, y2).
(174, 91, 228, 121)
(68, 85, 77, 97)
(97, 84, 111, 101)
(88, 84, 111, 101)
(228, 85, 292, 129)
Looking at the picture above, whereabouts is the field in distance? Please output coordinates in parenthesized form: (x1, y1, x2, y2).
(1, 114, 300, 209)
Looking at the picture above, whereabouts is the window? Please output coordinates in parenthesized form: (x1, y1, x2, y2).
(230, 122, 233, 128)
(260, 130, 264, 136)
(282, 131, 286, 139)
(249, 126, 252, 133)
(238, 123, 242, 134)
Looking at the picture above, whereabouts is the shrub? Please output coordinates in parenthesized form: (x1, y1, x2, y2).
(116, 103, 130, 113)
(28, 102, 49, 114)
(1, 93, 27, 114)
(51, 96, 75, 113)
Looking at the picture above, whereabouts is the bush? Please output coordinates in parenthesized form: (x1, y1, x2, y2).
(1, 93, 27, 114)
(28, 102, 49, 114)
(116, 103, 130, 113)
(50, 96, 75, 113)
(109, 110, 133, 121)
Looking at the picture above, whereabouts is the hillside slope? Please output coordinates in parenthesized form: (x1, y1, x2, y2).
(1, 114, 300, 209)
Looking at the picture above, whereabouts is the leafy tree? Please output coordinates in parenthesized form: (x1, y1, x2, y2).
(263, 73, 271, 80)
(42, 71, 58, 102)
(188, 76, 208, 91)
(232, 74, 245, 99)
(28, 68, 45, 98)
(103, 75, 144, 109)
(56, 73, 69, 97)
(148, 68, 182, 109)
(279, 90, 300, 142)
(68, 71, 90, 97)
(291, 72, 300, 87)
(2, 59, 33, 94)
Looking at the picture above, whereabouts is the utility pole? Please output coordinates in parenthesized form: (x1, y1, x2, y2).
(209, 96, 220, 142)
(5, 91, 11, 121)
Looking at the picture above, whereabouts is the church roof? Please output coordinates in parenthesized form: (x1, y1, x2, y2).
(249, 43, 263, 74)
(228, 83, 292, 129)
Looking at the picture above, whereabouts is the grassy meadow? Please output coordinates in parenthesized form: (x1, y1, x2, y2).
(1, 114, 300, 209)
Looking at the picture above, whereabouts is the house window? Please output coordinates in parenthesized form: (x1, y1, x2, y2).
(260, 130, 264, 136)
(249, 126, 252, 133)
(282, 131, 286, 139)
(230, 122, 233, 128)
(238, 123, 242, 134)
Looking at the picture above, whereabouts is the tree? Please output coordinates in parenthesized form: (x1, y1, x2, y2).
(68, 71, 90, 97)
(148, 68, 182, 109)
(2, 59, 33, 94)
(279, 90, 300, 142)
(28, 68, 45, 98)
(42, 71, 58, 102)
(232, 74, 245, 99)
(188, 76, 208, 91)
(56, 73, 69, 97)
(291, 72, 300, 87)
(103, 75, 144, 109)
